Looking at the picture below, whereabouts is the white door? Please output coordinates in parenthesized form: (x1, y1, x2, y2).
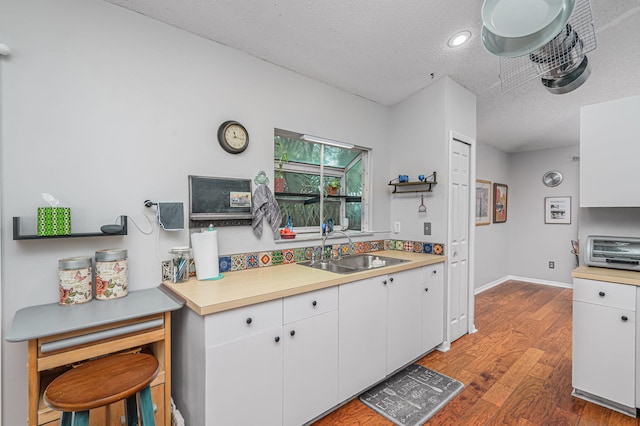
(448, 137, 471, 342)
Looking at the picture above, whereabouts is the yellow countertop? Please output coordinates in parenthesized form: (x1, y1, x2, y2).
(572, 265, 640, 287)
(162, 251, 447, 316)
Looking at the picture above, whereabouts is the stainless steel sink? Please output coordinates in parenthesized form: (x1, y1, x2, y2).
(298, 254, 409, 274)
(298, 260, 358, 274)
(333, 254, 408, 270)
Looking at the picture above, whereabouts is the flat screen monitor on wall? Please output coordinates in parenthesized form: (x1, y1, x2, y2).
(189, 175, 254, 221)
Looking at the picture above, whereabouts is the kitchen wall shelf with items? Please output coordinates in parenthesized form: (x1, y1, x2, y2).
(274, 192, 361, 205)
(388, 172, 437, 193)
(13, 215, 128, 240)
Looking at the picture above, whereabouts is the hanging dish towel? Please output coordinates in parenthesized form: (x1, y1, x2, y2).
(252, 185, 282, 237)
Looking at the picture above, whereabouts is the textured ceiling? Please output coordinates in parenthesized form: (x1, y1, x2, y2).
(104, 0, 640, 152)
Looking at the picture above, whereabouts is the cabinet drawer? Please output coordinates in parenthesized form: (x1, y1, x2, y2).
(573, 278, 636, 310)
(205, 299, 282, 347)
(422, 263, 444, 283)
(284, 286, 338, 324)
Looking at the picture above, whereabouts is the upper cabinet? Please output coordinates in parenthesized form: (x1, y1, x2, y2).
(580, 96, 640, 207)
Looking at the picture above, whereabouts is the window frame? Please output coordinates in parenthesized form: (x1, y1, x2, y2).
(273, 130, 371, 239)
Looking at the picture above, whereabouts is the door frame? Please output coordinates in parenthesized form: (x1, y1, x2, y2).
(444, 130, 477, 349)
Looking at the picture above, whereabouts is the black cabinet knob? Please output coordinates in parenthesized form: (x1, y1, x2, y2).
(622, 316, 629, 322)
(382, 280, 387, 285)
(246, 317, 253, 324)
(598, 291, 605, 297)
(425, 288, 429, 292)
(290, 330, 296, 337)
(274, 336, 280, 343)
(389, 277, 394, 282)
(312, 300, 317, 307)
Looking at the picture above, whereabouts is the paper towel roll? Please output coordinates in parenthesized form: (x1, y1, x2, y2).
(191, 230, 220, 280)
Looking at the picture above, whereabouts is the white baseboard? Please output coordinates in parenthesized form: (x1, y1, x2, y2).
(475, 275, 572, 294)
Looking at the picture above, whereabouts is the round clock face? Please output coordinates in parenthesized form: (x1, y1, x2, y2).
(543, 170, 563, 187)
(218, 121, 249, 154)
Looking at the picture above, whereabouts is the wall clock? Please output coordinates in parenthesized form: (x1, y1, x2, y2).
(542, 170, 563, 187)
(217, 120, 249, 154)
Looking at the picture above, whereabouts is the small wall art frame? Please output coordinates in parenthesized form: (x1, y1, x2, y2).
(493, 183, 508, 223)
(545, 196, 571, 224)
(475, 179, 491, 226)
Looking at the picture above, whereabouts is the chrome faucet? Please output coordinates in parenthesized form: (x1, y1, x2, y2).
(320, 224, 353, 261)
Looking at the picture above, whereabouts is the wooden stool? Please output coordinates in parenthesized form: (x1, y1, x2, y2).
(44, 353, 159, 426)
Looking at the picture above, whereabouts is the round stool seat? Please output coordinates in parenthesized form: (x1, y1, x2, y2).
(45, 353, 159, 412)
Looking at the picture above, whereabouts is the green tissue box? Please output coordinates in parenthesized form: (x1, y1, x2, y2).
(37, 207, 71, 236)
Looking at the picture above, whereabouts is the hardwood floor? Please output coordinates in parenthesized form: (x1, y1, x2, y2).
(314, 280, 639, 425)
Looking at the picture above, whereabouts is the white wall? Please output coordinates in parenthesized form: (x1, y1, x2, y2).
(474, 144, 580, 289)
(0, 1, 392, 423)
(508, 146, 580, 284)
(474, 142, 510, 288)
(580, 207, 640, 251)
(388, 77, 476, 245)
(389, 78, 447, 242)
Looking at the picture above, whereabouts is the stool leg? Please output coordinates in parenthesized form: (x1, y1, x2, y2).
(60, 412, 72, 426)
(138, 385, 156, 426)
(125, 395, 139, 425)
(70, 411, 89, 426)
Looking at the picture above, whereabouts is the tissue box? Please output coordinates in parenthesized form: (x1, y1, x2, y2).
(37, 207, 71, 236)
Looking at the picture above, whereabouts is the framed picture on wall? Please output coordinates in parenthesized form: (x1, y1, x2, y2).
(545, 196, 571, 224)
(475, 179, 491, 226)
(493, 183, 508, 223)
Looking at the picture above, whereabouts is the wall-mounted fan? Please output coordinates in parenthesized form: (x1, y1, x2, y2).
(481, 0, 596, 94)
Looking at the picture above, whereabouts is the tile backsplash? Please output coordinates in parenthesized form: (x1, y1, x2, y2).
(162, 239, 444, 281)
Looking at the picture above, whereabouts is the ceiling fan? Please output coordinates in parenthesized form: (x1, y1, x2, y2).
(481, 0, 596, 94)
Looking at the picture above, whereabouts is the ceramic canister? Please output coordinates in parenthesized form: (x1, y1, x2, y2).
(58, 256, 93, 306)
(95, 249, 128, 300)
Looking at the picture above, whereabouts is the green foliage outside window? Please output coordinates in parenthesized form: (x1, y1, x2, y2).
(274, 131, 365, 232)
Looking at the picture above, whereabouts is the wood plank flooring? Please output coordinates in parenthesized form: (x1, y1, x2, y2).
(313, 280, 639, 425)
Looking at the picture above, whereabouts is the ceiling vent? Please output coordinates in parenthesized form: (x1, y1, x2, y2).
(481, 0, 596, 94)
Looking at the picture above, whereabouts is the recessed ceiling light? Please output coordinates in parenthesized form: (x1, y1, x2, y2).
(448, 31, 471, 47)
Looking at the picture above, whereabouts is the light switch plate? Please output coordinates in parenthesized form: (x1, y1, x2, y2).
(423, 222, 431, 235)
(394, 221, 401, 233)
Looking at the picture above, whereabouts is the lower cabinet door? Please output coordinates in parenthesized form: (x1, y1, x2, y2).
(421, 276, 444, 353)
(338, 278, 387, 401)
(573, 301, 636, 407)
(206, 327, 283, 426)
(283, 310, 338, 426)
(387, 269, 423, 374)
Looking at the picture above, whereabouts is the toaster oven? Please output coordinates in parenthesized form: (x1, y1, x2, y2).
(585, 235, 640, 271)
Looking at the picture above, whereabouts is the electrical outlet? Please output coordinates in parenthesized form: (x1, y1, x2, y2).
(394, 221, 401, 233)
(549, 261, 555, 269)
(423, 222, 431, 235)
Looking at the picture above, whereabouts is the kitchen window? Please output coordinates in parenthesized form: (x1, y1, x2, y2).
(273, 129, 369, 237)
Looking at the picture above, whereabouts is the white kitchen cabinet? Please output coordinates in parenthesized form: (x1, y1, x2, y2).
(572, 278, 637, 413)
(421, 263, 445, 352)
(386, 268, 423, 374)
(172, 260, 447, 425)
(580, 95, 640, 207)
(339, 268, 432, 401)
(283, 288, 339, 426)
(201, 288, 339, 426)
(206, 326, 284, 426)
(204, 299, 284, 426)
(338, 277, 388, 401)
